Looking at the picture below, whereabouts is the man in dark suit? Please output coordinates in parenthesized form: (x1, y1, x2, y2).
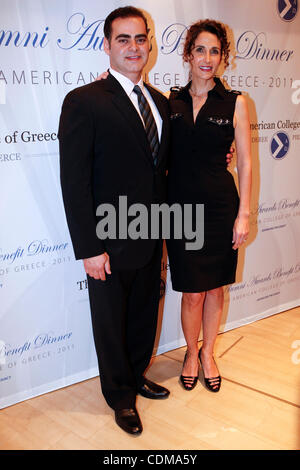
(58, 6, 170, 435)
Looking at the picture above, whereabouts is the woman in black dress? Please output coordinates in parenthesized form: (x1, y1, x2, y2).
(167, 20, 251, 391)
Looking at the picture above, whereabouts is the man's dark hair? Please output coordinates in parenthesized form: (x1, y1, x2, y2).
(104, 6, 148, 42)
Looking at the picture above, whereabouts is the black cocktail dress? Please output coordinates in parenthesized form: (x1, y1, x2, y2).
(167, 78, 240, 292)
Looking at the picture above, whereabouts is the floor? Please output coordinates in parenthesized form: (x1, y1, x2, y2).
(0, 307, 299, 450)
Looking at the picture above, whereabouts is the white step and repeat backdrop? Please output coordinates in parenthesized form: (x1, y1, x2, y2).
(0, 0, 299, 408)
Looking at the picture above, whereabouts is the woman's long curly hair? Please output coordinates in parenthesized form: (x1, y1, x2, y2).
(183, 19, 230, 68)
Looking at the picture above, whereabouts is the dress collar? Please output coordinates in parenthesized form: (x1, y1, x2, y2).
(177, 77, 227, 101)
(209, 77, 227, 99)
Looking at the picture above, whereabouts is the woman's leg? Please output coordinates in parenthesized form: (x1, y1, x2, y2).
(181, 292, 206, 377)
(200, 287, 224, 379)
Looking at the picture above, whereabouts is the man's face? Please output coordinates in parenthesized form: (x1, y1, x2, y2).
(104, 16, 149, 82)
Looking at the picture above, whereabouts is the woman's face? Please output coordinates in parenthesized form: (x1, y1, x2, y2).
(188, 31, 222, 81)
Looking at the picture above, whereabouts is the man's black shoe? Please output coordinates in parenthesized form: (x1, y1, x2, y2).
(114, 408, 143, 435)
(138, 378, 170, 399)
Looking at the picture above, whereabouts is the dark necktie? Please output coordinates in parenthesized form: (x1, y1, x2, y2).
(133, 85, 159, 165)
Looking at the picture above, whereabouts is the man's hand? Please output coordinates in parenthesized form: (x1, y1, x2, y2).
(83, 252, 111, 281)
(226, 146, 234, 166)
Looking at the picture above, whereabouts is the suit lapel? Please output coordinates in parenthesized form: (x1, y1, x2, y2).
(103, 75, 154, 167)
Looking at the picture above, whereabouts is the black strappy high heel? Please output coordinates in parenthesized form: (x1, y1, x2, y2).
(199, 347, 221, 392)
(179, 352, 199, 391)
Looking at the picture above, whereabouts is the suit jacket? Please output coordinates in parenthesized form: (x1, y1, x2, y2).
(58, 73, 170, 270)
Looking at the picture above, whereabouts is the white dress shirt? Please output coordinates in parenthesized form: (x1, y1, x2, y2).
(109, 68, 163, 142)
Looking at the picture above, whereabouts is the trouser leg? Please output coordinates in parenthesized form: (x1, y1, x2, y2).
(126, 242, 162, 388)
(86, 242, 162, 410)
(87, 271, 137, 410)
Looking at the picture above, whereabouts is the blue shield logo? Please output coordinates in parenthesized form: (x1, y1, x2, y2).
(277, 0, 298, 21)
(270, 132, 290, 159)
